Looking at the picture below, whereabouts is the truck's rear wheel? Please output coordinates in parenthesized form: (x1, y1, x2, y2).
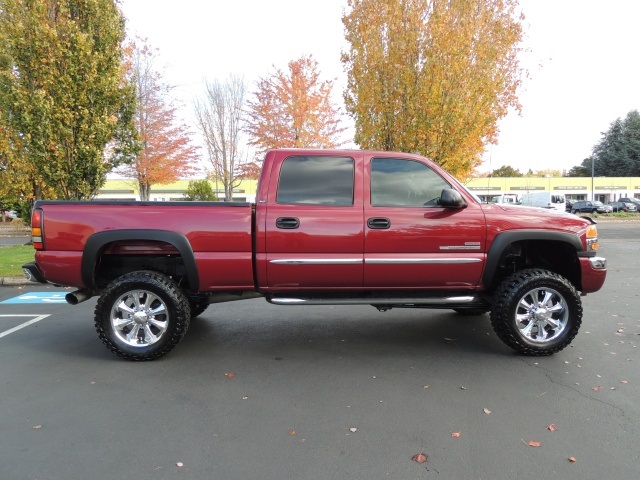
(490, 269, 582, 356)
(94, 271, 191, 360)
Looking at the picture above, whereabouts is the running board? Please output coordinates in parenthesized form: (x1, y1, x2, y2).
(267, 293, 484, 309)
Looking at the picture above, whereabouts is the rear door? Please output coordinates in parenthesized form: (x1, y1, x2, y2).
(363, 155, 486, 289)
(264, 151, 364, 289)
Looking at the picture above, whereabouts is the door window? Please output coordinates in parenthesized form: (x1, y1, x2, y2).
(370, 158, 450, 207)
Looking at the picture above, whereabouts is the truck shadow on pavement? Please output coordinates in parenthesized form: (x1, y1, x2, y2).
(180, 304, 509, 361)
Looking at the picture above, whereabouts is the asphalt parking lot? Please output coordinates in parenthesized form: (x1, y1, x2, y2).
(1, 221, 639, 480)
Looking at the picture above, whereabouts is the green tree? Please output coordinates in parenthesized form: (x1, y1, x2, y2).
(566, 161, 590, 177)
(568, 111, 640, 177)
(183, 179, 217, 201)
(491, 165, 522, 177)
(0, 0, 137, 201)
(342, 0, 524, 178)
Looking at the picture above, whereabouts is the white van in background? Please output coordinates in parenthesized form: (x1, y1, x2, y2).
(520, 191, 566, 212)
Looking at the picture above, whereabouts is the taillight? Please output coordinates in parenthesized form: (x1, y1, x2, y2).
(31, 208, 44, 250)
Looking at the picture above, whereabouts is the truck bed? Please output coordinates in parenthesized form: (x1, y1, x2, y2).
(35, 201, 255, 291)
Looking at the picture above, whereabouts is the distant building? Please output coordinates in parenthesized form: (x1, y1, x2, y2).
(97, 178, 258, 203)
(96, 176, 640, 205)
(465, 177, 640, 204)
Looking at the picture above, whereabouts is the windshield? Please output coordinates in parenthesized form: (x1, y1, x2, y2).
(593, 201, 603, 206)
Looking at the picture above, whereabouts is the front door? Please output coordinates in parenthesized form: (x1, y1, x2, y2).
(363, 155, 486, 289)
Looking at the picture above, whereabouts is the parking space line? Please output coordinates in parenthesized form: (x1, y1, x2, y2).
(0, 315, 50, 339)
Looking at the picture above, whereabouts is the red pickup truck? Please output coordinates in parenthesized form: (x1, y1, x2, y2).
(23, 149, 607, 360)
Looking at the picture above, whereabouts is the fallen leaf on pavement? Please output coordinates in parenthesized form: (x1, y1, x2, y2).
(225, 373, 235, 378)
(569, 457, 577, 462)
(289, 430, 296, 435)
(176, 462, 184, 467)
(483, 408, 491, 415)
(524, 440, 541, 447)
(32, 425, 42, 430)
(412, 453, 427, 464)
(621, 380, 628, 384)
(547, 424, 557, 432)
(349, 427, 357, 433)
(451, 432, 461, 438)
(592, 386, 602, 391)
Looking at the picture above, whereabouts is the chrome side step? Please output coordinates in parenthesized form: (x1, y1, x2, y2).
(267, 294, 482, 308)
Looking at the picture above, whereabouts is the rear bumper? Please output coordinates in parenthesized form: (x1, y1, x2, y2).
(21, 262, 48, 284)
(580, 256, 607, 294)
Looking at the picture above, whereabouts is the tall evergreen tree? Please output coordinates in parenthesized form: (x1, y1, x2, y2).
(567, 111, 640, 177)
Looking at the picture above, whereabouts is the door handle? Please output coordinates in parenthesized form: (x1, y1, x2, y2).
(367, 217, 390, 229)
(276, 217, 300, 229)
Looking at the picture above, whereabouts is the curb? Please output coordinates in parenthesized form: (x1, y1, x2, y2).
(0, 276, 30, 286)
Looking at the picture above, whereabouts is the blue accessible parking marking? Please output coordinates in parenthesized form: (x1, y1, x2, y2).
(1, 292, 68, 304)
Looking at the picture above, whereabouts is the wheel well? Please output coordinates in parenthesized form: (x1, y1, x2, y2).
(90, 240, 194, 291)
(490, 240, 581, 291)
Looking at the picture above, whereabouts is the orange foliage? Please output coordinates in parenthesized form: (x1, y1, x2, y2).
(342, 0, 524, 178)
(245, 55, 346, 155)
(121, 40, 199, 200)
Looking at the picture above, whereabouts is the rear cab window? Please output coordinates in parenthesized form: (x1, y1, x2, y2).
(276, 156, 355, 206)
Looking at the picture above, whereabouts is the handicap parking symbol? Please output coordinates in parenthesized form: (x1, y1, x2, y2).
(1, 292, 68, 304)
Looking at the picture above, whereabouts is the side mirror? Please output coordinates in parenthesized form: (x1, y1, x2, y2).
(439, 188, 467, 209)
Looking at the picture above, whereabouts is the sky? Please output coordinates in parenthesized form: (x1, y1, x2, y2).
(119, 0, 640, 175)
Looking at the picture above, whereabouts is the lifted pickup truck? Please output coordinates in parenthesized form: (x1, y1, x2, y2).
(23, 149, 607, 360)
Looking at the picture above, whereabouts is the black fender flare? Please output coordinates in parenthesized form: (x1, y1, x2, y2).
(81, 230, 199, 291)
(483, 230, 583, 289)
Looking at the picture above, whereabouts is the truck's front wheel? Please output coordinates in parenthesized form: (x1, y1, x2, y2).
(490, 269, 582, 356)
(94, 271, 191, 360)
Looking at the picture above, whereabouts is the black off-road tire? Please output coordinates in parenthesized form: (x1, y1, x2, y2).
(453, 308, 490, 316)
(94, 271, 191, 361)
(490, 268, 582, 356)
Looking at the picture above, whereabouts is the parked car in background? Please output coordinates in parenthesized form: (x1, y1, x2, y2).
(571, 201, 612, 214)
(489, 193, 521, 204)
(618, 197, 640, 210)
(608, 201, 637, 213)
(565, 199, 575, 212)
(1, 210, 18, 222)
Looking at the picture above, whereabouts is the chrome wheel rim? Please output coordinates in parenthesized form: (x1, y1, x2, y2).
(515, 287, 568, 343)
(110, 290, 169, 347)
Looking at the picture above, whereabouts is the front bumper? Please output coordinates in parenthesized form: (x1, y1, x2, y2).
(580, 256, 607, 294)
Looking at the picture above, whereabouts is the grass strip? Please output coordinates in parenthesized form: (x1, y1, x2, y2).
(0, 244, 35, 277)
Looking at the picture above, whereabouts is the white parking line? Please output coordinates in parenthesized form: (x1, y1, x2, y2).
(0, 314, 50, 339)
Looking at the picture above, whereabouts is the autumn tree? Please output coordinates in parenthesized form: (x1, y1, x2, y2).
(0, 0, 137, 201)
(194, 75, 248, 202)
(342, 0, 524, 178)
(118, 40, 200, 201)
(245, 55, 346, 155)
